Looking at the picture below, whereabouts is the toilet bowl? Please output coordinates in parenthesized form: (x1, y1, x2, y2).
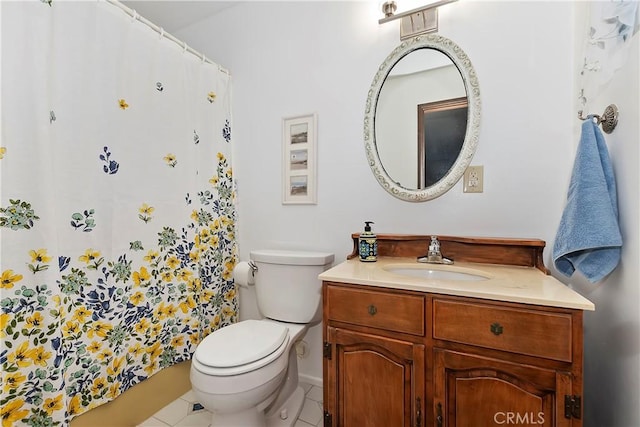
(191, 319, 307, 426)
(190, 249, 334, 427)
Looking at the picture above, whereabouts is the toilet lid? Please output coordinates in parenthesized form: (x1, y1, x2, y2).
(195, 320, 289, 368)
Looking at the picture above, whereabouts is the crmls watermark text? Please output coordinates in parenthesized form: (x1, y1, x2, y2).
(493, 412, 545, 425)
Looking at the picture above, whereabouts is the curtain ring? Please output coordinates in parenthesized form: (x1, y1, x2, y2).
(183, 41, 188, 53)
(131, 10, 138, 23)
(159, 27, 164, 40)
(201, 52, 206, 63)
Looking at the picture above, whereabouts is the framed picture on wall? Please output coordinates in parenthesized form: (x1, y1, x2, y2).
(282, 113, 317, 204)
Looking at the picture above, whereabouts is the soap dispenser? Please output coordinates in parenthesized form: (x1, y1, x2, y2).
(359, 221, 378, 262)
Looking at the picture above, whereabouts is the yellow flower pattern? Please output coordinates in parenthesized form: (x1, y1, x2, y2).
(43, 395, 63, 415)
(144, 250, 160, 264)
(130, 291, 145, 305)
(132, 266, 151, 286)
(3, 371, 26, 393)
(0, 399, 30, 426)
(1, 269, 23, 289)
(163, 153, 177, 167)
(1, 152, 238, 426)
(138, 203, 154, 223)
(2, 21, 236, 426)
(31, 347, 52, 367)
(29, 248, 52, 263)
(87, 341, 102, 353)
(78, 248, 104, 270)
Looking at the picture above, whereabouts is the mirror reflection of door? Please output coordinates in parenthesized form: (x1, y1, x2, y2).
(417, 97, 468, 188)
(375, 48, 467, 190)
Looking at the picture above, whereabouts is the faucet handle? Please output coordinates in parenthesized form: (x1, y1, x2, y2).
(429, 236, 440, 252)
(417, 236, 453, 264)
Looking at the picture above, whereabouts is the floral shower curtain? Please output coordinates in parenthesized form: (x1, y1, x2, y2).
(1, 1, 237, 425)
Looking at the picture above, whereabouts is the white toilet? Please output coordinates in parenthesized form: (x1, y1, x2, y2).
(190, 249, 334, 427)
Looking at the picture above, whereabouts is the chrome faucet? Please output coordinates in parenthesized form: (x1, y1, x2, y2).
(417, 236, 453, 265)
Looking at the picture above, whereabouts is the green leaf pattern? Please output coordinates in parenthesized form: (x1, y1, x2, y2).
(1, 155, 237, 426)
(1, 4, 235, 425)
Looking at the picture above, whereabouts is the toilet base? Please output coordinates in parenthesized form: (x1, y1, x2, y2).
(206, 386, 305, 427)
(265, 386, 305, 427)
(210, 405, 266, 427)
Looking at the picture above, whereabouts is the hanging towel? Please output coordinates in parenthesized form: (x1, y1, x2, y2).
(552, 118, 622, 283)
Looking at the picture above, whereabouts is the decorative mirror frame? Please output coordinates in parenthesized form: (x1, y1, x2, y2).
(364, 34, 481, 202)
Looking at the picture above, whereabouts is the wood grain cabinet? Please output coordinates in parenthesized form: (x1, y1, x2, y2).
(325, 327, 425, 427)
(431, 297, 582, 427)
(323, 283, 585, 427)
(323, 285, 426, 427)
(321, 235, 591, 427)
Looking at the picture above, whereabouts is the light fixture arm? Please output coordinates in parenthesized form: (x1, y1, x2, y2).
(378, 0, 457, 24)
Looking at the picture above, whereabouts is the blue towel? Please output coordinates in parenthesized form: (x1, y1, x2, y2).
(552, 118, 622, 283)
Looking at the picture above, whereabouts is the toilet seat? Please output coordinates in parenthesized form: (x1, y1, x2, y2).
(193, 320, 289, 376)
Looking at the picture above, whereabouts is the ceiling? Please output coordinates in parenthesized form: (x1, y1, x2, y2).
(120, 1, 237, 33)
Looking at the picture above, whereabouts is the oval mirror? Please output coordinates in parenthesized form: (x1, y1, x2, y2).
(364, 34, 481, 202)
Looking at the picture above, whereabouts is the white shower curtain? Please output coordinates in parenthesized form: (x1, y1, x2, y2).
(1, 1, 237, 425)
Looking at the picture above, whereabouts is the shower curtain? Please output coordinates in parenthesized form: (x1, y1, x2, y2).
(1, 1, 237, 425)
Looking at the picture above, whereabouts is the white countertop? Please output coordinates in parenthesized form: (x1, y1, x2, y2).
(319, 257, 595, 311)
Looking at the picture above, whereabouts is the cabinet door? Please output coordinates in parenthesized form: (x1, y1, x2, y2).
(433, 349, 574, 427)
(325, 326, 425, 427)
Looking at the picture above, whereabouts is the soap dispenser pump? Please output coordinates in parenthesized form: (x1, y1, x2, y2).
(359, 221, 378, 262)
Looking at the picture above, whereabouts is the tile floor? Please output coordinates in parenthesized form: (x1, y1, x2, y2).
(137, 382, 324, 427)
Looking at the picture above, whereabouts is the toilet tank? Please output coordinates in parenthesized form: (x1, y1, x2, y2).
(250, 249, 334, 323)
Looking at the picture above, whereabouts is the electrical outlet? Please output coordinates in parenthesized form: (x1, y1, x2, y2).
(463, 165, 484, 193)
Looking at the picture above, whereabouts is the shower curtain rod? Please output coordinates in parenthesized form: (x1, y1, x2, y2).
(105, 0, 230, 75)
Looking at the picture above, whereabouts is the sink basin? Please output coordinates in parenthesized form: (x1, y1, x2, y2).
(384, 266, 488, 281)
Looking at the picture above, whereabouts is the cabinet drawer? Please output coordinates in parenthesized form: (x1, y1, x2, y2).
(433, 299, 572, 362)
(326, 285, 425, 336)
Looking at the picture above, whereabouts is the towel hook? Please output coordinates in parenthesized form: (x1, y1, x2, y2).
(578, 104, 618, 134)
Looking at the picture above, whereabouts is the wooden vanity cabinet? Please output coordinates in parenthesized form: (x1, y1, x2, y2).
(322, 235, 588, 427)
(431, 296, 583, 427)
(433, 349, 572, 427)
(323, 284, 426, 427)
(322, 283, 585, 427)
(325, 327, 425, 427)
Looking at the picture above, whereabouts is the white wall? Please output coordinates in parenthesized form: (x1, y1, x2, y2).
(176, 2, 639, 424)
(570, 4, 640, 426)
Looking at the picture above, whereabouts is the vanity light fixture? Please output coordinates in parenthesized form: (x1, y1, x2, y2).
(379, 0, 458, 40)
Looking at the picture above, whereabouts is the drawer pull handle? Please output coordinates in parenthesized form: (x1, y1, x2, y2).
(490, 322, 504, 336)
(368, 305, 377, 316)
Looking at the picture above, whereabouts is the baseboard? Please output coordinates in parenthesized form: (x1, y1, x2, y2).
(299, 373, 323, 388)
(70, 360, 191, 427)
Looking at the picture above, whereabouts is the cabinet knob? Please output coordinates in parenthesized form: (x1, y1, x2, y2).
(490, 322, 504, 336)
(436, 402, 443, 427)
(368, 304, 377, 316)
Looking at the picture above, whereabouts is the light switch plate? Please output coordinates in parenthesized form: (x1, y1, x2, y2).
(463, 165, 484, 193)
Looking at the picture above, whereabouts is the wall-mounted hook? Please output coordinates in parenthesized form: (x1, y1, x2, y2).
(578, 104, 618, 134)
